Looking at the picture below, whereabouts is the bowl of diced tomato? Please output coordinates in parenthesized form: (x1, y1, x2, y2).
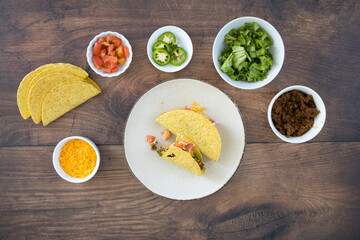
(87, 31, 132, 77)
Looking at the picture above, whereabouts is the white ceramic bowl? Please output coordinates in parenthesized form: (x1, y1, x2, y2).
(53, 136, 100, 183)
(87, 31, 133, 77)
(147, 26, 193, 72)
(267, 86, 326, 143)
(213, 16, 285, 89)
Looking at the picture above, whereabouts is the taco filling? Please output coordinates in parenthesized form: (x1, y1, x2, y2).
(157, 137, 205, 171)
(155, 135, 206, 176)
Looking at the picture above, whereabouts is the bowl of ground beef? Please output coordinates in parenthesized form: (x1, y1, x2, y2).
(267, 85, 326, 143)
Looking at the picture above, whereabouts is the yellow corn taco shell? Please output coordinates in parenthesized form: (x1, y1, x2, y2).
(28, 73, 88, 124)
(83, 77, 101, 92)
(17, 64, 53, 119)
(160, 145, 205, 176)
(41, 80, 101, 126)
(17, 63, 88, 120)
(28, 63, 88, 91)
(156, 109, 221, 162)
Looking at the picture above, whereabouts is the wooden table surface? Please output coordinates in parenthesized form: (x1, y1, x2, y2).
(1, 0, 359, 239)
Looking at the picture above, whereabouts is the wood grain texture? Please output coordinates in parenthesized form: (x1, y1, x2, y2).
(0, 0, 360, 239)
(0, 0, 359, 146)
(1, 143, 359, 239)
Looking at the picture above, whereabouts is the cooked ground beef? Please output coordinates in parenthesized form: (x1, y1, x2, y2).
(271, 90, 320, 137)
(150, 143, 157, 151)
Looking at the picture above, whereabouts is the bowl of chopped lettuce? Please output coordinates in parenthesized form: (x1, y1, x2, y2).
(213, 17, 285, 89)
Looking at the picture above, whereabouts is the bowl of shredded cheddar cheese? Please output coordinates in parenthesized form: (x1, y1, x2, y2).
(53, 136, 100, 183)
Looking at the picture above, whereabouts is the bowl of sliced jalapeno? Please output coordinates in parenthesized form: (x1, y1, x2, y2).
(147, 26, 193, 72)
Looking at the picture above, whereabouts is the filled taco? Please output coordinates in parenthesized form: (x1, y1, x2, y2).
(156, 107, 221, 162)
(157, 135, 205, 176)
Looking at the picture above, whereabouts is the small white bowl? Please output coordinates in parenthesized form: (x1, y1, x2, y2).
(53, 136, 100, 183)
(87, 31, 133, 77)
(267, 86, 326, 143)
(147, 26, 193, 72)
(213, 16, 285, 89)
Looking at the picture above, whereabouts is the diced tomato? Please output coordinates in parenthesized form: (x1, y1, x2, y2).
(93, 35, 128, 73)
(108, 49, 115, 56)
(210, 120, 218, 126)
(93, 42, 102, 56)
(123, 46, 130, 58)
(102, 41, 110, 47)
(146, 135, 156, 144)
(104, 55, 118, 65)
(107, 45, 115, 56)
(92, 55, 103, 70)
(104, 67, 111, 73)
(185, 143, 194, 152)
(117, 57, 126, 65)
(93, 61, 103, 70)
(116, 46, 124, 58)
(104, 63, 117, 73)
(103, 56, 110, 66)
(174, 142, 185, 149)
(110, 67, 118, 73)
(110, 62, 118, 69)
(104, 62, 117, 71)
(109, 56, 118, 65)
(161, 129, 171, 140)
(100, 49, 107, 58)
(184, 106, 191, 110)
(97, 37, 105, 44)
(106, 35, 122, 47)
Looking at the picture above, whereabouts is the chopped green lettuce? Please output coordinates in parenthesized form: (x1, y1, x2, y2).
(218, 22, 274, 82)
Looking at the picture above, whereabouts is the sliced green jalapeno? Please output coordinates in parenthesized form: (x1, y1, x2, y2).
(157, 32, 176, 45)
(170, 47, 186, 66)
(152, 48, 170, 66)
(152, 41, 171, 52)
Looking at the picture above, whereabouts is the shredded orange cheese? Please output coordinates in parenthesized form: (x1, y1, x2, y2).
(59, 139, 97, 179)
(191, 101, 204, 112)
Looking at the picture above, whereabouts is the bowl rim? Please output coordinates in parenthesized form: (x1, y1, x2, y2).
(52, 136, 101, 183)
(86, 31, 133, 77)
(267, 85, 327, 143)
(212, 16, 285, 90)
(146, 25, 193, 73)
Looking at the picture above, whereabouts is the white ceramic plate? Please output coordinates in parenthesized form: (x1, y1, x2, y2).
(147, 26, 193, 72)
(124, 79, 245, 200)
(213, 16, 285, 89)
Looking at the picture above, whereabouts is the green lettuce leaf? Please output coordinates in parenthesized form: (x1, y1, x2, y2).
(225, 33, 237, 45)
(232, 46, 247, 69)
(220, 53, 234, 73)
(219, 22, 274, 82)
